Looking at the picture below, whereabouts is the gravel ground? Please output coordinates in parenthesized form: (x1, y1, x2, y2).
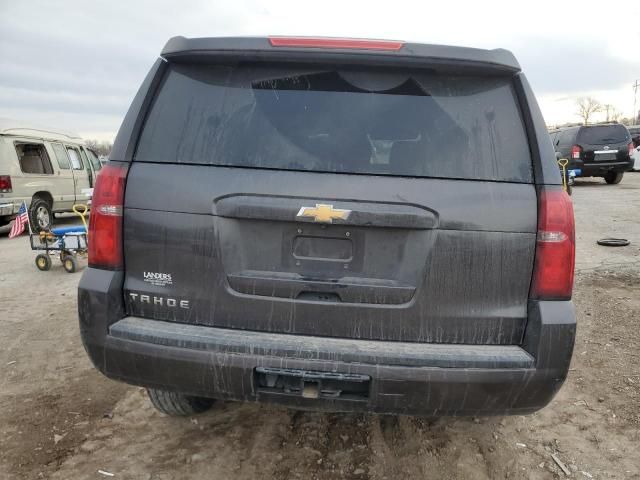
(1, 175, 639, 480)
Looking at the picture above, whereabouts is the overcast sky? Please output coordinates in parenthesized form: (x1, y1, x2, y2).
(1, 0, 639, 141)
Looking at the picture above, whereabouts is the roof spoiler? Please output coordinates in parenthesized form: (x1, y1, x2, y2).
(160, 36, 521, 74)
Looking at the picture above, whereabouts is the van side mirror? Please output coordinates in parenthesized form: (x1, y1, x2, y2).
(555, 151, 562, 160)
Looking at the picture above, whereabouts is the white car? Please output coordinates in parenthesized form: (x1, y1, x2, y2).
(633, 146, 640, 171)
(629, 126, 640, 171)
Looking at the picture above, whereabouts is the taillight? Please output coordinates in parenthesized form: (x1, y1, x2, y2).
(571, 145, 582, 159)
(0, 175, 11, 193)
(531, 188, 575, 300)
(269, 36, 404, 51)
(629, 142, 634, 157)
(88, 162, 128, 269)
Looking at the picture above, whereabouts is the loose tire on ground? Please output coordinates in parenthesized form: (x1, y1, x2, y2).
(147, 388, 215, 416)
(35, 254, 51, 271)
(29, 197, 52, 232)
(597, 238, 630, 247)
(604, 172, 624, 184)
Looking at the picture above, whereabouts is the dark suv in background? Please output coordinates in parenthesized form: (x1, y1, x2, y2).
(79, 36, 576, 417)
(549, 123, 634, 184)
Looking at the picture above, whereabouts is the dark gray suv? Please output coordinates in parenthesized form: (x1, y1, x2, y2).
(79, 36, 576, 417)
(549, 123, 634, 184)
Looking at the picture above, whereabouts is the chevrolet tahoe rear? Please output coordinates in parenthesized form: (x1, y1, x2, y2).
(79, 36, 576, 417)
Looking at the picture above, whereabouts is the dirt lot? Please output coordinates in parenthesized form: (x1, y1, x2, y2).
(1, 175, 639, 480)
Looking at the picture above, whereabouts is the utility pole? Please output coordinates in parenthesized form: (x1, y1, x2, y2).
(634, 80, 639, 124)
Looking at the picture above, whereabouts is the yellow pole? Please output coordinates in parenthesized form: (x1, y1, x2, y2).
(72, 204, 89, 232)
(557, 158, 569, 192)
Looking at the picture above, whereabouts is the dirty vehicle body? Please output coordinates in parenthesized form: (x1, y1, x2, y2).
(79, 37, 576, 416)
(549, 124, 634, 184)
(0, 121, 102, 231)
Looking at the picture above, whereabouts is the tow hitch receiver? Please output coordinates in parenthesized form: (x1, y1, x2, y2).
(255, 367, 370, 401)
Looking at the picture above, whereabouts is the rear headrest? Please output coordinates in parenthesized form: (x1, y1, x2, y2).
(20, 155, 45, 174)
(389, 141, 424, 174)
(335, 135, 373, 172)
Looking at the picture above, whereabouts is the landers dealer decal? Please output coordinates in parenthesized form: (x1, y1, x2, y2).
(143, 271, 173, 287)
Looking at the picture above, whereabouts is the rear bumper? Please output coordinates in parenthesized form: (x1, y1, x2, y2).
(79, 268, 576, 416)
(0, 202, 17, 218)
(569, 159, 633, 176)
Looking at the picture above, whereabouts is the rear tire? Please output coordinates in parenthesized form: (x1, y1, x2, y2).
(62, 255, 78, 273)
(29, 197, 52, 232)
(604, 172, 623, 184)
(147, 388, 215, 416)
(35, 254, 51, 271)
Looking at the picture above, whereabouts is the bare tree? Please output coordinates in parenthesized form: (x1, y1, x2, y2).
(85, 139, 113, 157)
(575, 97, 602, 125)
(610, 109, 622, 122)
(603, 104, 622, 122)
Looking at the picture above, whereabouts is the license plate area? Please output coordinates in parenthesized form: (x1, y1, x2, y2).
(594, 151, 617, 161)
(255, 367, 370, 401)
(293, 235, 353, 262)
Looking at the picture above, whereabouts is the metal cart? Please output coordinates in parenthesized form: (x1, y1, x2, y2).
(30, 204, 88, 273)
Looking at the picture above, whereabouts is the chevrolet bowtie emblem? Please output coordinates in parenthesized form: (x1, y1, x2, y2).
(296, 204, 351, 223)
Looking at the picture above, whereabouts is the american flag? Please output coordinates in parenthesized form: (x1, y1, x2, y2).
(9, 202, 29, 239)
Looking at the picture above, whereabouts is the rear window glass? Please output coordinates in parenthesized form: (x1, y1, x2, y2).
(136, 64, 533, 182)
(577, 125, 630, 145)
(15, 143, 53, 175)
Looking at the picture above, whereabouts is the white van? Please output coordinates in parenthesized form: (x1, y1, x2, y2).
(0, 120, 102, 231)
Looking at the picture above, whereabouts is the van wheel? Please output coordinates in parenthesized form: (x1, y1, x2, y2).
(29, 197, 52, 232)
(604, 172, 623, 184)
(147, 388, 215, 416)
